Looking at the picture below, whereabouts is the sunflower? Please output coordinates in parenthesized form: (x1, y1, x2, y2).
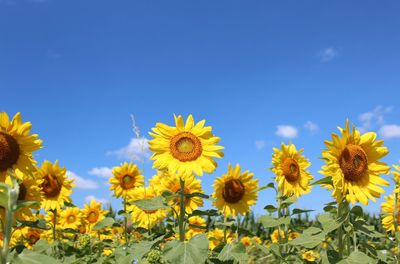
(302, 250, 320, 262)
(320, 120, 390, 205)
(392, 164, 400, 193)
(158, 171, 204, 214)
(381, 194, 400, 233)
(0, 112, 42, 181)
(82, 199, 107, 228)
(270, 229, 285, 243)
(149, 171, 165, 195)
(110, 162, 144, 199)
(272, 143, 313, 197)
(148, 114, 224, 177)
(127, 186, 166, 229)
(207, 228, 235, 250)
(60, 207, 82, 230)
(212, 164, 258, 217)
(37, 160, 74, 211)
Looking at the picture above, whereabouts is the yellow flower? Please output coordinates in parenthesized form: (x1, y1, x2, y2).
(37, 160, 74, 211)
(82, 199, 107, 228)
(0, 112, 42, 181)
(110, 162, 144, 199)
(127, 186, 167, 229)
(241, 236, 252, 247)
(149, 171, 164, 194)
(302, 250, 320, 262)
(45, 210, 60, 230)
(23, 227, 42, 249)
(320, 120, 390, 205)
(271, 229, 285, 243)
(288, 231, 300, 241)
(102, 248, 113, 256)
(272, 143, 313, 197)
(149, 114, 224, 177)
(208, 228, 235, 250)
(392, 165, 400, 193)
(381, 194, 399, 233)
(212, 164, 258, 217)
(158, 172, 204, 214)
(60, 207, 82, 230)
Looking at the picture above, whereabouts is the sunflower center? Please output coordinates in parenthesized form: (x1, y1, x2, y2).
(222, 179, 245, 203)
(79, 225, 86, 234)
(18, 183, 27, 201)
(0, 132, 20, 172)
(170, 132, 202, 162)
(28, 233, 40, 245)
(282, 157, 300, 182)
(68, 215, 76, 223)
(339, 144, 368, 181)
(121, 174, 136, 189)
(88, 211, 99, 223)
(41, 174, 62, 198)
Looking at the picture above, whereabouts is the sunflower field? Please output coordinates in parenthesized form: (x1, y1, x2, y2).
(2, 111, 400, 264)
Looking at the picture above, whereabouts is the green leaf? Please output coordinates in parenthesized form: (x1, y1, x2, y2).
(264, 205, 278, 214)
(134, 196, 170, 211)
(16, 200, 39, 210)
(16, 219, 49, 230)
(259, 215, 290, 228)
(190, 209, 219, 217)
(12, 251, 61, 264)
(92, 217, 115, 231)
(163, 234, 209, 264)
(350, 205, 363, 217)
(337, 251, 373, 264)
(131, 236, 164, 261)
(185, 192, 210, 199)
(288, 227, 325, 249)
(311, 177, 333, 186)
(292, 208, 314, 215)
(256, 182, 276, 192)
(318, 214, 342, 233)
(218, 243, 248, 264)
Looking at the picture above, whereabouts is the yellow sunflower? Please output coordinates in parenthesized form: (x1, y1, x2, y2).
(82, 199, 107, 228)
(127, 186, 167, 229)
(59, 207, 82, 230)
(37, 160, 74, 211)
(212, 164, 258, 217)
(149, 114, 224, 177)
(0, 112, 42, 181)
(149, 171, 165, 195)
(272, 143, 313, 197)
(302, 250, 320, 262)
(207, 228, 235, 250)
(22, 227, 42, 249)
(270, 229, 285, 243)
(110, 162, 144, 199)
(392, 164, 400, 193)
(381, 194, 399, 233)
(320, 120, 390, 205)
(158, 172, 204, 214)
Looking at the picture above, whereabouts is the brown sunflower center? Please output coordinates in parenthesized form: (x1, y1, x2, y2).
(79, 225, 86, 234)
(339, 144, 368, 181)
(67, 215, 76, 223)
(0, 132, 20, 172)
(282, 157, 300, 182)
(41, 174, 62, 198)
(222, 179, 245, 203)
(28, 233, 40, 245)
(18, 183, 27, 201)
(121, 174, 136, 189)
(170, 132, 202, 162)
(88, 210, 99, 223)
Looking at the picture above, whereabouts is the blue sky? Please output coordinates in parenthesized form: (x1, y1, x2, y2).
(1, 0, 400, 216)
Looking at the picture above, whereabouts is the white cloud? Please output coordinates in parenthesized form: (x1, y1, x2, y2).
(304, 121, 319, 134)
(67, 171, 99, 189)
(276, 125, 298, 139)
(255, 140, 266, 150)
(107, 137, 150, 161)
(84, 195, 109, 206)
(318, 47, 337, 62)
(359, 106, 393, 132)
(379, 125, 400, 139)
(89, 167, 113, 179)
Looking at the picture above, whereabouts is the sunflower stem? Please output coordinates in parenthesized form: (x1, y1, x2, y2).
(236, 215, 240, 242)
(178, 177, 186, 242)
(337, 201, 344, 257)
(223, 216, 227, 244)
(123, 196, 129, 245)
(53, 209, 57, 242)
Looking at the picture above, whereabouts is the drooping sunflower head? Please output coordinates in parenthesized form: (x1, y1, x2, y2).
(110, 162, 144, 198)
(320, 120, 390, 205)
(272, 143, 313, 197)
(149, 115, 224, 177)
(212, 164, 259, 217)
(37, 160, 74, 211)
(127, 186, 167, 230)
(0, 112, 42, 181)
(60, 207, 82, 230)
(381, 194, 400, 234)
(82, 199, 107, 227)
(158, 171, 204, 214)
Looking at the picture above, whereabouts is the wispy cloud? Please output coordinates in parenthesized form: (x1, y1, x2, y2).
(379, 125, 400, 139)
(107, 137, 150, 161)
(67, 171, 99, 189)
(88, 167, 113, 179)
(358, 106, 393, 132)
(84, 195, 109, 206)
(318, 47, 338, 62)
(276, 125, 298, 139)
(255, 140, 266, 150)
(304, 121, 319, 134)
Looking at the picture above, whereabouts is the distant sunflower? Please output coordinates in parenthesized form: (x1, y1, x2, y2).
(212, 164, 258, 217)
(22, 227, 42, 249)
(392, 164, 400, 193)
(149, 171, 165, 195)
(149, 114, 224, 177)
(60, 207, 82, 230)
(302, 250, 320, 262)
(272, 143, 313, 197)
(320, 120, 390, 205)
(381, 194, 399, 233)
(127, 186, 166, 229)
(110, 162, 144, 198)
(159, 172, 204, 214)
(37, 160, 74, 211)
(0, 112, 42, 181)
(82, 199, 107, 228)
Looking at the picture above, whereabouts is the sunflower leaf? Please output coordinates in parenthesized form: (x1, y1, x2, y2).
(16, 200, 39, 210)
(163, 234, 209, 264)
(311, 177, 333, 186)
(292, 208, 314, 215)
(92, 217, 115, 231)
(134, 196, 170, 210)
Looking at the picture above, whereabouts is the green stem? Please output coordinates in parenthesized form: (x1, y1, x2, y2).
(353, 228, 357, 252)
(236, 216, 240, 242)
(178, 177, 186, 242)
(337, 201, 344, 257)
(53, 209, 57, 242)
(223, 216, 227, 243)
(123, 197, 128, 245)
